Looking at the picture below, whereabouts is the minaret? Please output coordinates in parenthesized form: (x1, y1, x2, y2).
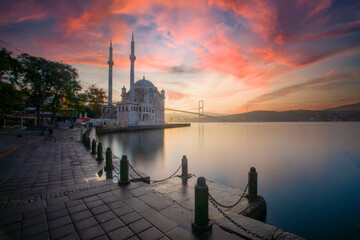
(129, 32, 136, 102)
(107, 41, 114, 105)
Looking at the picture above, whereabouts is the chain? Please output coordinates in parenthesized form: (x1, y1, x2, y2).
(151, 164, 182, 183)
(208, 197, 267, 240)
(113, 168, 120, 174)
(128, 162, 148, 182)
(208, 184, 248, 209)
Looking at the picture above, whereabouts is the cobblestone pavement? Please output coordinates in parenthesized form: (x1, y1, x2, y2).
(0, 129, 243, 240)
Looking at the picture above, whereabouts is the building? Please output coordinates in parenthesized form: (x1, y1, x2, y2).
(101, 34, 165, 126)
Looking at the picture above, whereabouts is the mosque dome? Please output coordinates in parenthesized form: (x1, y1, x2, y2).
(135, 76, 155, 88)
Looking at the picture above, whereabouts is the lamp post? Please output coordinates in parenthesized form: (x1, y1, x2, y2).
(37, 64, 47, 136)
(40, 74, 45, 136)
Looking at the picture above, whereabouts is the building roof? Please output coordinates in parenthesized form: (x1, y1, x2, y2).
(134, 77, 156, 88)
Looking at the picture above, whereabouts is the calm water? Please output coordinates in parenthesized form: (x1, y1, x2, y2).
(97, 122, 360, 239)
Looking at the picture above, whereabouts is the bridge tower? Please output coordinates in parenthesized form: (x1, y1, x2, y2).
(198, 100, 204, 117)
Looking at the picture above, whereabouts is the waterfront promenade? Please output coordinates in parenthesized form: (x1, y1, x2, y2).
(0, 128, 301, 239)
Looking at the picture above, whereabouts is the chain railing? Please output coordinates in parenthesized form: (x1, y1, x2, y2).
(128, 162, 149, 182)
(208, 184, 248, 209)
(208, 196, 267, 240)
(128, 162, 182, 184)
(151, 164, 182, 183)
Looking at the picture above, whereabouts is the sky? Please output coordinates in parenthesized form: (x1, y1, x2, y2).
(1, 0, 360, 114)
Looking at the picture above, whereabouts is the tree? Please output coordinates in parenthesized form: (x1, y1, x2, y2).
(0, 48, 24, 113)
(85, 84, 107, 117)
(18, 54, 84, 125)
(46, 61, 81, 124)
(18, 54, 52, 127)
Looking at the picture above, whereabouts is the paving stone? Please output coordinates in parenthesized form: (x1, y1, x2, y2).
(140, 208, 177, 233)
(95, 211, 116, 224)
(74, 216, 98, 231)
(78, 224, 105, 240)
(0, 213, 22, 226)
(22, 214, 47, 228)
(123, 197, 150, 213)
(108, 226, 134, 240)
(48, 216, 72, 230)
(27, 231, 50, 240)
(107, 200, 125, 210)
(90, 205, 110, 215)
(49, 223, 76, 240)
(70, 210, 92, 222)
(165, 226, 197, 240)
(58, 233, 80, 240)
(47, 196, 69, 206)
(98, 191, 114, 199)
(0, 222, 21, 234)
(93, 235, 110, 240)
(100, 218, 125, 233)
(128, 219, 152, 234)
(86, 199, 103, 208)
(139, 192, 173, 212)
(120, 211, 142, 225)
(1, 230, 20, 240)
(65, 199, 84, 208)
(47, 208, 69, 221)
(23, 208, 46, 219)
(46, 203, 66, 213)
(22, 222, 48, 238)
(67, 203, 88, 214)
(138, 227, 164, 240)
(127, 236, 140, 240)
(102, 195, 118, 204)
(83, 195, 100, 203)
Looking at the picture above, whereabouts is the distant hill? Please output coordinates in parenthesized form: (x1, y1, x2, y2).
(192, 109, 360, 122)
(324, 102, 360, 111)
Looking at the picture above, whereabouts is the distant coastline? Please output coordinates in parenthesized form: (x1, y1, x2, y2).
(166, 102, 360, 122)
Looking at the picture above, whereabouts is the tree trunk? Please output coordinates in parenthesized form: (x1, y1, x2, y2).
(36, 106, 40, 128)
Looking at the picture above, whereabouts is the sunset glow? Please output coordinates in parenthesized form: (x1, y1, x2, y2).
(1, 0, 359, 113)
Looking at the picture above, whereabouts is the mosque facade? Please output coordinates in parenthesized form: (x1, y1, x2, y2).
(101, 34, 165, 126)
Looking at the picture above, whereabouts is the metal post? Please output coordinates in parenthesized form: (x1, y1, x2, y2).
(119, 155, 130, 185)
(86, 137, 91, 149)
(181, 155, 188, 178)
(192, 177, 212, 233)
(97, 142, 103, 161)
(91, 139, 96, 155)
(248, 167, 258, 199)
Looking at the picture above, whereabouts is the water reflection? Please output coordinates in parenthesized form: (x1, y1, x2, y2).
(97, 122, 360, 240)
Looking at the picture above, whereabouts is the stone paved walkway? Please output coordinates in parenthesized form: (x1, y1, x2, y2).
(0, 129, 244, 240)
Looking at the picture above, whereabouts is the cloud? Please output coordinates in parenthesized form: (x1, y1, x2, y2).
(166, 91, 190, 101)
(246, 69, 360, 106)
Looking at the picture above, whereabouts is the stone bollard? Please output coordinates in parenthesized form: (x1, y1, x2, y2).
(82, 133, 86, 145)
(119, 155, 130, 185)
(97, 142, 103, 161)
(105, 147, 113, 171)
(192, 177, 212, 233)
(80, 130, 83, 141)
(86, 137, 91, 150)
(181, 155, 188, 178)
(91, 139, 96, 155)
(105, 147, 113, 179)
(248, 167, 258, 199)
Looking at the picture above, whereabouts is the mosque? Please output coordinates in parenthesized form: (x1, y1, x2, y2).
(101, 34, 165, 126)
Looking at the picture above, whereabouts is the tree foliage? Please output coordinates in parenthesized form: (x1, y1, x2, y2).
(0, 48, 24, 113)
(85, 84, 107, 117)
